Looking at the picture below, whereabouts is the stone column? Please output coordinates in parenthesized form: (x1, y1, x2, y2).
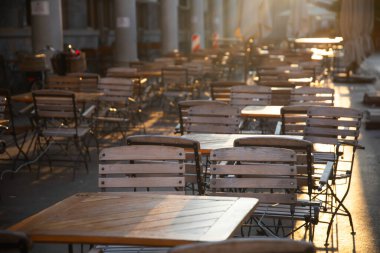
(211, 0, 223, 39)
(161, 0, 179, 54)
(114, 0, 138, 64)
(225, 0, 239, 37)
(191, 0, 205, 49)
(31, 0, 63, 52)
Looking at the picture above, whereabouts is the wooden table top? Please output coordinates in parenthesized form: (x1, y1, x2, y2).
(182, 133, 303, 153)
(240, 105, 283, 118)
(12, 91, 104, 104)
(9, 192, 258, 247)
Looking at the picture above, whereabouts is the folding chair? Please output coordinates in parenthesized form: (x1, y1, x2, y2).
(0, 89, 33, 171)
(208, 146, 317, 240)
(94, 77, 139, 145)
(169, 238, 315, 253)
(303, 106, 364, 246)
(230, 85, 272, 132)
(234, 136, 320, 240)
(184, 104, 241, 134)
(275, 105, 314, 136)
(32, 89, 91, 179)
(290, 87, 334, 106)
(230, 85, 272, 109)
(126, 135, 204, 195)
(0, 230, 32, 253)
(98, 144, 186, 193)
(209, 81, 244, 102)
(176, 100, 227, 135)
(161, 67, 194, 112)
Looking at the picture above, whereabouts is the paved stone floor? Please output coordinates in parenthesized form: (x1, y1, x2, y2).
(1, 54, 380, 252)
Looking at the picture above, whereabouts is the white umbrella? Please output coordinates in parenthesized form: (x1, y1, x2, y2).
(340, 0, 374, 66)
(286, 0, 311, 38)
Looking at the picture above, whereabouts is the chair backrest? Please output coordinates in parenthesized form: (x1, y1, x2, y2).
(304, 106, 363, 146)
(0, 89, 15, 132)
(230, 85, 272, 109)
(161, 67, 189, 91)
(290, 87, 334, 106)
(209, 146, 297, 204)
(234, 136, 314, 196)
(0, 230, 32, 253)
(126, 135, 204, 194)
(279, 105, 318, 135)
(98, 77, 135, 106)
(185, 104, 240, 134)
(98, 145, 186, 192)
(209, 81, 245, 102)
(106, 67, 137, 77)
(169, 238, 315, 253)
(177, 100, 227, 135)
(32, 89, 79, 129)
(46, 75, 98, 92)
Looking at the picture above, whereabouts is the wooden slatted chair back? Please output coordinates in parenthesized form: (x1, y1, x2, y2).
(126, 135, 204, 194)
(106, 67, 137, 78)
(177, 100, 227, 135)
(46, 75, 98, 92)
(185, 104, 240, 134)
(98, 77, 135, 106)
(32, 89, 77, 123)
(304, 106, 363, 146)
(0, 89, 12, 128)
(209, 146, 297, 204)
(210, 81, 245, 102)
(280, 105, 316, 135)
(234, 137, 314, 196)
(230, 85, 271, 109)
(290, 87, 334, 106)
(161, 67, 189, 91)
(98, 145, 186, 192)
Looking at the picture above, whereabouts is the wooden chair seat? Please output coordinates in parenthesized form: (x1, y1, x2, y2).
(41, 127, 90, 138)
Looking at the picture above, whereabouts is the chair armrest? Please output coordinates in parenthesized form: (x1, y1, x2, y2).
(82, 105, 96, 118)
(318, 161, 334, 191)
(338, 140, 365, 150)
(274, 121, 282, 135)
(18, 103, 34, 115)
(174, 123, 181, 134)
(297, 199, 321, 207)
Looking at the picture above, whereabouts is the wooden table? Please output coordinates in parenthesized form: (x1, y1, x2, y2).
(182, 133, 303, 154)
(241, 105, 283, 118)
(12, 91, 104, 104)
(9, 192, 258, 247)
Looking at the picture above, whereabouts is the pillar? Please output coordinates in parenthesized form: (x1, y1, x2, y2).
(31, 0, 63, 52)
(114, 0, 138, 64)
(225, 0, 239, 37)
(161, 0, 179, 54)
(191, 0, 205, 49)
(211, 0, 224, 39)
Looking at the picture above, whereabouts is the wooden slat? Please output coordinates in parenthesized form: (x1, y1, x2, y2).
(210, 164, 296, 176)
(211, 147, 296, 162)
(210, 178, 297, 189)
(99, 177, 185, 188)
(99, 146, 185, 160)
(99, 163, 184, 174)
